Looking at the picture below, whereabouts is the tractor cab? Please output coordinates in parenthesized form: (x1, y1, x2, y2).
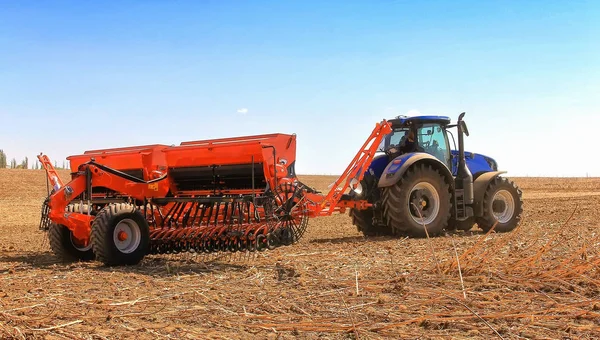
(379, 115, 454, 171)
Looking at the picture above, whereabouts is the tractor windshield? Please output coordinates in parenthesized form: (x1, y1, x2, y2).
(378, 123, 451, 167)
(378, 128, 410, 152)
(417, 123, 451, 166)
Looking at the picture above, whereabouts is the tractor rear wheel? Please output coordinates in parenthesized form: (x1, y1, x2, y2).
(47, 204, 95, 262)
(91, 203, 149, 266)
(350, 207, 394, 236)
(349, 174, 394, 236)
(382, 163, 452, 238)
(476, 177, 523, 233)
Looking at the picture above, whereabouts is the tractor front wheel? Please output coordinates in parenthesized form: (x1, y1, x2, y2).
(382, 163, 452, 238)
(91, 203, 149, 266)
(476, 177, 523, 233)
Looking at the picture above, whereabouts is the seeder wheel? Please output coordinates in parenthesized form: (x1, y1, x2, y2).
(91, 203, 150, 266)
(47, 203, 95, 262)
(48, 222, 95, 262)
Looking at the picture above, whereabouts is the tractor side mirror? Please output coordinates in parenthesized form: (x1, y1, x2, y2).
(460, 121, 469, 137)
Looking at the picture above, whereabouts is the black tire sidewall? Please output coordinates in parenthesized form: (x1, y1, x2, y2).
(479, 178, 523, 232)
(350, 207, 377, 235)
(92, 204, 149, 266)
(385, 164, 451, 237)
(349, 173, 394, 236)
(48, 222, 95, 261)
(402, 167, 450, 235)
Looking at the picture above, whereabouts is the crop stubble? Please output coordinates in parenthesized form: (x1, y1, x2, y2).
(1, 169, 600, 339)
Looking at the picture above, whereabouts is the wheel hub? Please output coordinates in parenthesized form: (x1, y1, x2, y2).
(492, 189, 515, 224)
(113, 219, 142, 254)
(117, 231, 128, 242)
(492, 200, 506, 213)
(409, 182, 440, 225)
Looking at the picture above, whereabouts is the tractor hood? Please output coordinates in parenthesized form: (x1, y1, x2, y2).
(451, 149, 498, 175)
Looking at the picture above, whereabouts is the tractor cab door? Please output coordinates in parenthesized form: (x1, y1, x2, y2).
(416, 123, 452, 169)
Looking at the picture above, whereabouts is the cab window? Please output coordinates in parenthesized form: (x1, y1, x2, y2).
(417, 124, 450, 166)
(378, 128, 410, 151)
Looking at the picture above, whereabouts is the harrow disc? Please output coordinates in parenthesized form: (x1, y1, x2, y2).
(268, 181, 310, 246)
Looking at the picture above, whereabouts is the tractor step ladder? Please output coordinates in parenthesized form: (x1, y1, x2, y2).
(454, 188, 467, 219)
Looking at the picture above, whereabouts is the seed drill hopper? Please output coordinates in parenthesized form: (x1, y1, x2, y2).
(38, 122, 390, 265)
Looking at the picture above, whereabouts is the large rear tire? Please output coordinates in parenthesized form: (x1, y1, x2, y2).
(382, 163, 452, 238)
(91, 203, 149, 266)
(476, 177, 523, 233)
(47, 204, 95, 262)
(350, 208, 394, 236)
(349, 174, 394, 236)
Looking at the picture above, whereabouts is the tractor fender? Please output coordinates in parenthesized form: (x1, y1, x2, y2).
(377, 153, 454, 189)
(472, 171, 507, 216)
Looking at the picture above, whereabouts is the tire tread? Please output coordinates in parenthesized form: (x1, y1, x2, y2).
(476, 176, 523, 232)
(382, 163, 452, 237)
(91, 203, 149, 266)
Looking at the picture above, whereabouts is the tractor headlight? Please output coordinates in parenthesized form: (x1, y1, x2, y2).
(485, 157, 497, 171)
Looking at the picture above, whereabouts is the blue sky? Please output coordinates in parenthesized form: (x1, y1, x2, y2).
(0, 0, 598, 176)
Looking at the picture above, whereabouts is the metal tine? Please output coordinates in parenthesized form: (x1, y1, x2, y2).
(221, 201, 229, 226)
(164, 202, 181, 227)
(170, 202, 183, 227)
(197, 204, 207, 227)
(190, 202, 202, 227)
(246, 201, 251, 223)
(174, 202, 188, 227)
(213, 202, 221, 226)
(206, 203, 214, 227)
(182, 202, 195, 228)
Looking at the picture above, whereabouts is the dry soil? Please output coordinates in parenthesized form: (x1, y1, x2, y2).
(1, 169, 600, 339)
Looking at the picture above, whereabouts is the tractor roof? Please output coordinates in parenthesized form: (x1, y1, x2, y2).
(387, 115, 451, 128)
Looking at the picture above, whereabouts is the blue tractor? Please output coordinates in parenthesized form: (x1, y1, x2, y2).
(349, 112, 523, 237)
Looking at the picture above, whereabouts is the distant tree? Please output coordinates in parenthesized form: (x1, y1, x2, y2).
(62, 160, 66, 169)
(10, 158, 17, 169)
(20, 157, 29, 169)
(0, 149, 6, 168)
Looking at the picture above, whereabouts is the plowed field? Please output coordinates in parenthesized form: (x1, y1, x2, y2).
(1, 169, 599, 339)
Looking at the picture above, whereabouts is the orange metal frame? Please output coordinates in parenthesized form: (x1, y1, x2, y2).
(303, 119, 392, 215)
(38, 120, 392, 247)
(67, 144, 170, 180)
(38, 153, 64, 192)
(163, 133, 297, 195)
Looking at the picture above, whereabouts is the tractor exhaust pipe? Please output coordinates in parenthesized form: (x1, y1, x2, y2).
(456, 112, 474, 206)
